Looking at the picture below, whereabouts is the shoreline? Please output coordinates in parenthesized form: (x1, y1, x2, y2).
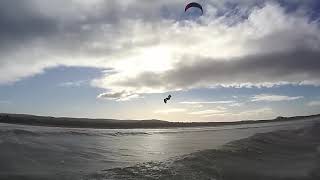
(1, 113, 319, 129)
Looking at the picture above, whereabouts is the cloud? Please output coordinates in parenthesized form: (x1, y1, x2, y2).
(0, 1, 320, 100)
(180, 101, 235, 104)
(202, 107, 274, 119)
(0, 100, 12, 105)
(307, 101, 320, 107)
(105, 49, 320, 95)
(91, 2, 320, 98)
(192, 104, 204, 108)
(189, 109, 226, 115)
(154, 108, 187, 114)
(251, 94, 303, 102)
(238, 107, 273, 116)
(229, 102, 244, 107)
(58, 80, 88, 87)
(97, 91, 141, 101)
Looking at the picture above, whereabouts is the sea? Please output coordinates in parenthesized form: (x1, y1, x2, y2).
(0, 118, 318, 179)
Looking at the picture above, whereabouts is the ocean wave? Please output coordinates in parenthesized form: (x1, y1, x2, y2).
(102, 132, 151, 137)
(87, 123, 320, 180)
(0, 129, 151, 137)
(0, 129, 40, 137)
(44, 131, 151, 137)
(154, 121, 313, 135)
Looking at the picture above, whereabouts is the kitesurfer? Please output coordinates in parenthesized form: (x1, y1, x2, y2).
(164, 95, 172, 103)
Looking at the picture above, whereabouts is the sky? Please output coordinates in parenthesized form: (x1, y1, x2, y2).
(0, 0, 320, 122)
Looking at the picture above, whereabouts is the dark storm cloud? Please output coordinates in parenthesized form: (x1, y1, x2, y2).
(115, 49, 320, 89)
(0, 0, 183, 57)
(0, 0, 59, 43)
(0, 0, 181, 41)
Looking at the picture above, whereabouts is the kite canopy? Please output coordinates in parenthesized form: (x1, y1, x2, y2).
(185, 2, 203, 15)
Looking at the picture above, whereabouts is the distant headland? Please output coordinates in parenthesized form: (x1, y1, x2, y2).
(0, 113, 319, 129)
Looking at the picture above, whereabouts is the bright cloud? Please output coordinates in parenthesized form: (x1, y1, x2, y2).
(251, 94, 303, 102)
